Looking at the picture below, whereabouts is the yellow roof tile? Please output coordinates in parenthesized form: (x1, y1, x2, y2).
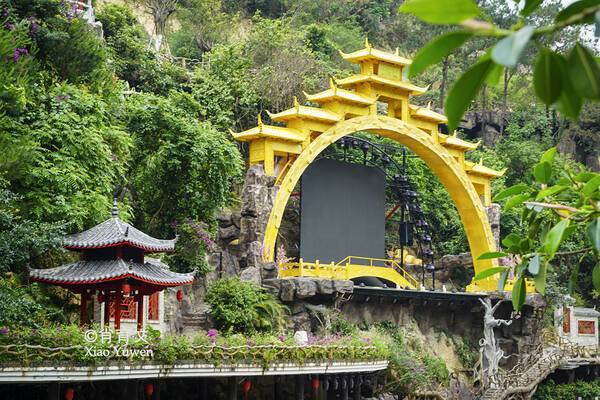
(409, 104, 448, 123)
(339, 41, 412, 67)
(439, 133, 480, 151)
(267, 104, 342, 123)
(232, 124, 305, 143)
(336, 74, 427, 96)
(465, 161, 506, 178)
(304, 87, 376, 106)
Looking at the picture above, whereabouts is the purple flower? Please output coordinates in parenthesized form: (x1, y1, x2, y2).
(277, 335, 285, 342)
(4, 21, 14, 30)
(207, 329, 217, 343)
(13, 47, 28, 62)
(0, 327, 9, 335)
(1, 8, 8, 19)
(27, 17, 39, 35)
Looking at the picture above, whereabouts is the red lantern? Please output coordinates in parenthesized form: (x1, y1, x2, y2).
(64, 388, 74, 400)
(176, 289, 184, 302)
(311, 377, 320, 390)
(242, 379, 252, 393)
(144, 383, 154, 398)
(122, 283, 131, 297)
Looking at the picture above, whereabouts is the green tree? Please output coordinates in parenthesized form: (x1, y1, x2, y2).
(126, 91, 243, 235)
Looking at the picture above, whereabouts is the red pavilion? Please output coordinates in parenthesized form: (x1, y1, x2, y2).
(29, 200, 194, 331)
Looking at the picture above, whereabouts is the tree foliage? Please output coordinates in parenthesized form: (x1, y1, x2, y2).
(205, 277, 288, 333)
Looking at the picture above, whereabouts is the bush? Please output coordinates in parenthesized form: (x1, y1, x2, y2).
(0, 277, 62, 328)
(205, 277, 288, 333)
(534, 379, 600, 400)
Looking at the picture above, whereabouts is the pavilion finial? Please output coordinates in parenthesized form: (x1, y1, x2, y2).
(293, 96, 300, 109)
(111, 197, 119, 218)
(257, 113, 263, 127)
(395, 47, 399, 56)
(426, 101, 432, 109)
(329, 77, 337, 94)
(364, 37, 371, 50)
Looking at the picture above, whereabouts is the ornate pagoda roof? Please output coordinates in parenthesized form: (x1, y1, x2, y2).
(339, 39, 412, 67)
(29, 258, 194, 287)
(63, 201, 176, 252)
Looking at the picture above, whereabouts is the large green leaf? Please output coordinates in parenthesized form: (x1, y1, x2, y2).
(492, 26, 534, 68)
(494, 183, 530, 202)
(556, 0, 600, 24)
(473, 266, 509, 281)
(527, 254, 541, 275)
(544, 219, 570, 258)
(504, 193, 530, 211)
(409, 31, 473, 78)
(540, 147, 557, 164)
(534, 50, 563, 105)
(478, 251, 509, 260)
(596, 10, 600, 36)
(535, 184, 568, 201)
(533, 261, 547, 295)
(568, 43, 600, 100)
(582, 175, 600, 196)
(533, 161, 552, 183)
(556, 77, 583, 119)
(593, 263, 600, 290)
(512, 276, 526, 311)
(522, 0, 544, 16)
(399, 0, 481, 24)
(574, 171, 598, 182)
(445, 57, 498, 132)
(497, 270, 509, 291)
(502, 233, 522, 249)
(587, 218, 600, 251)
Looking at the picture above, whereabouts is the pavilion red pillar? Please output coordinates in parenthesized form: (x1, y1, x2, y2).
(114, 291, 122, 331)
(79, 293, 88, 327)
(103, 294, 110, 327)
(137, 294, 144, 331)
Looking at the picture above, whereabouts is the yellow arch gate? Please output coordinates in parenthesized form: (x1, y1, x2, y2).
(233, 39, 511, 292)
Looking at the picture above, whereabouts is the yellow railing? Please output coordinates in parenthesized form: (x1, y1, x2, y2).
(278, 259, 345, 279)
(336, 256, 419, 288)
(279, 256, 420, 289)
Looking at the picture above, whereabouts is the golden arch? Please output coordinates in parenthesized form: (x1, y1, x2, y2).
(232, 40, 508, 292)
(264, 115, 496, 276)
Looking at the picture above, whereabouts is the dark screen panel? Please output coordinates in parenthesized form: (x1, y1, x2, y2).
(300, 158, 385, 264)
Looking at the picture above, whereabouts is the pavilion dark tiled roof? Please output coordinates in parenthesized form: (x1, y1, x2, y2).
(29, 258, 194, 286)
(63, 217, 177, 252)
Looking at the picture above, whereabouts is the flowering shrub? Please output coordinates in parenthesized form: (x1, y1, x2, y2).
(0, 325, 390, 367)
(166, 220, 215, 274)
